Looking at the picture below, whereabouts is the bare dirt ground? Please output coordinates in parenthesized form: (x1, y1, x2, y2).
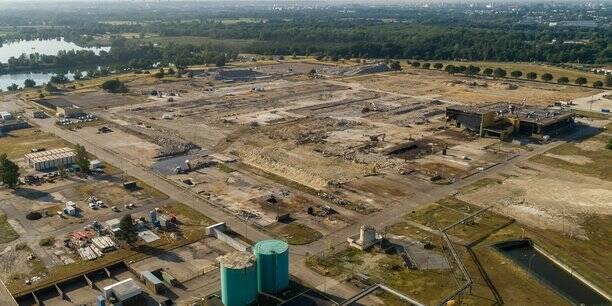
(345, 69, 601, 106)
(0, 245, 36, 283)
(458, 162, 612, 237)
(68, 125, 161, 167)
(39, 92, 147, 110)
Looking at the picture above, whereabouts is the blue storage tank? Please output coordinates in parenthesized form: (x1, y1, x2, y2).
(253, 240, 289, 294)
(96, 295, 105, 306)
(150, 209, 157, 223)
(218, 252, 257, 306)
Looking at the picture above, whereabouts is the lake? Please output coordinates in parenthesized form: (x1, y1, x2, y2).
(0, 38, 109, 91)
(0, 71, 82, 92)
(0, 38, 110, 63)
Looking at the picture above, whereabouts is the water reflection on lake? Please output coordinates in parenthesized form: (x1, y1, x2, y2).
(0, 71, 81, 91)
(0, 38, 109, 91)
(0, 38, 109, 63)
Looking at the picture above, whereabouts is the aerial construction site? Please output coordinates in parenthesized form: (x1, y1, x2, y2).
(0, 58, 610, 306)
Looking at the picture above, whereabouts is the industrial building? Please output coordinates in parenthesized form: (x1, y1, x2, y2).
(446, 102, 575, 139)
(0, 120, 29, 136)
(27, 109, 47, 119)
(0, 111, 14, 120)
(213, 68, 259, 82)
(56, 106, 84, 118)
(24, 147, 76, 171)
(102, 278, 144, 306)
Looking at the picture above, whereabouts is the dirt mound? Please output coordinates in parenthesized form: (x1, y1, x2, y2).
(492, 82, 519, 90)
(446, 80, 488, 88)
(26, 211, 42, 220)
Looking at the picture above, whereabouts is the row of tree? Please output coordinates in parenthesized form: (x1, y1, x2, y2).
(407, 61, 609, 88)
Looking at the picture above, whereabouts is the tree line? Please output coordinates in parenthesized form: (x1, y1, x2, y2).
(407, 61, 610, 88)
(0, 38, 232, 75)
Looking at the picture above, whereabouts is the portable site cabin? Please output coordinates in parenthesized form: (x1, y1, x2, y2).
(140, 271, 164, 294)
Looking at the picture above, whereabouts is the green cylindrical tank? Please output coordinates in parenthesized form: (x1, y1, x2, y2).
(218, 252, 257, 306)
(253, 240, 289, 294)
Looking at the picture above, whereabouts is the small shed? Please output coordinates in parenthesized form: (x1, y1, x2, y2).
(103, 278, 142, 304)
(123, 181, 137, 190)
(64, 206, 76, 216)
(106, 218, 121, 233)
(90, 160, 102, 169)
(140, 271, 164, 294)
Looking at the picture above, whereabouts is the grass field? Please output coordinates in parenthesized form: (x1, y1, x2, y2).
(0, 128, 72, 160)
(385, 215, 575, 305)
(403, 199, 513, 243)
(164, 202, 215, 226)
(306, 245, 458, 305)
(0, 214, 19, 243)
(266, 222, 323, 245)
(480, 215, 612, 294)
(530, 134, 612, 181)
(572, 109, 612, 120)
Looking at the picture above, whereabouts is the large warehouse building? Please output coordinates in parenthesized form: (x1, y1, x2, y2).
(446, 102, 575, 139)
(24, 147, 76, 171)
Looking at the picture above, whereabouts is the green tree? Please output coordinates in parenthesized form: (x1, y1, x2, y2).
(75, 144, 90, 174)
(483, 68, 493, 76)
(526, 72, 537, 80)
(466, 65, 480, 75)
(493, 68, 507, 78)
(445, 64, 457, 74)
(156, 68, 165, 78)
(117, 214, 138, 245)
(557, 77, 569, 84)
(433, 63, 444, 70)
(101, 79, 127, 93)
(510, 70, 522, 78)
(606, 75, 612, 87)
(0, 154, 19, 189)
(389, 61, 402, 71)
(50, 74, 69, 84)
(87, 69, 97, 79)
(593, 80, 603, 88)
(45, 83, 58, 92)
(541, 73, 553, 82)
(215, 56, 226, 67)
(24, 79, 36, 88)
(575, 77, 587, 86)
(7, 84, 19, 91)
(73, 71, 83, 80)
